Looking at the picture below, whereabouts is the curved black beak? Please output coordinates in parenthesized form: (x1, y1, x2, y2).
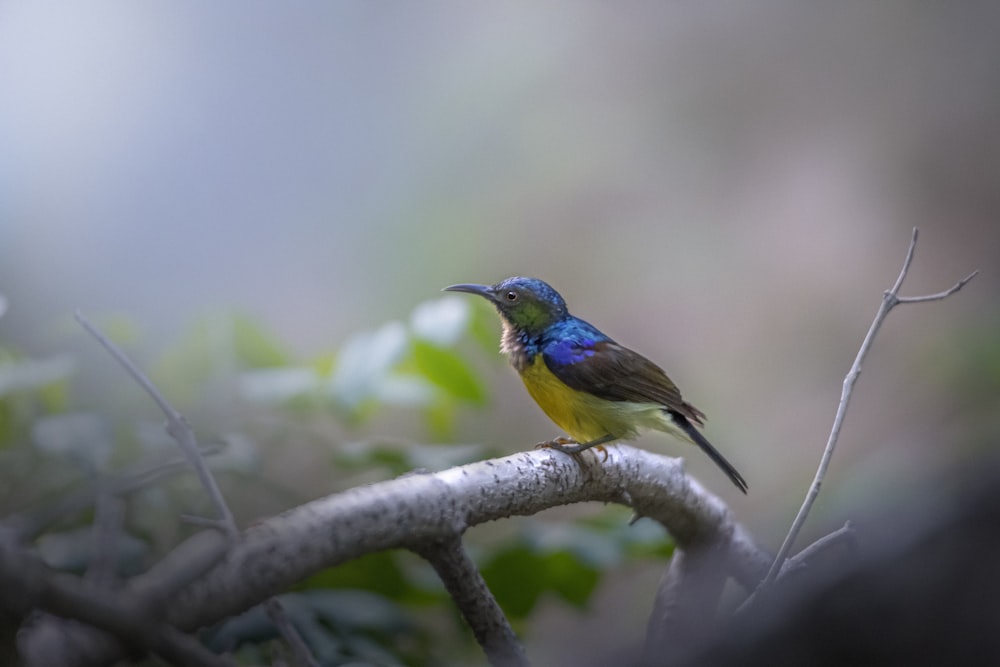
(443, 283, 497, 302)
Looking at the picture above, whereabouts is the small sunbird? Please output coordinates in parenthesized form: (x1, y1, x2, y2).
(444, 276, 747, 494)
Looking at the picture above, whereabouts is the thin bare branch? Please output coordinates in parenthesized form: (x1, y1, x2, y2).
(782, 520, 858, 575)
(4, 444, 223, 543)
(734, 521, 858, 617)
(180, 515, 230, 530)
(888, 227, 920, 295)
(265, 598, 319, 667)
(759, 228, 977, 590)
(75, 312, 318, 666)
(86, 490, 124, 588)
(895, 270, 979, 304)
(75, 310, 238, 539)
(414, 538, 528, 667)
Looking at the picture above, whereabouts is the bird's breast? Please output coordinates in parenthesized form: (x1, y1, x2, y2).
(518, 355, 670, 443)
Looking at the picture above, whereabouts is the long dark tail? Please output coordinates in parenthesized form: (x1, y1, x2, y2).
(669, 411, 748, 494)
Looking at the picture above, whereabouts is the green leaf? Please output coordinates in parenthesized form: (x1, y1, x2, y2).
(477, 514, 674, 620)
(0, 402, 12, 446)
(576, 508, 676, 558)
(479, 546, 546, 618)
(480, 542, 602, 618)
(410, 340, 487, 404)
(525, 521, 623, 568)
(329, 322, 409, 411)
(311, 351, 336, 377)
(0, 356, 75, 397)
(153, 313, 288, 404)
(468, 300, 502, 354)
(298, 552, 437, 604)
(238, 367, 322, 403)
(410, 296, 471, 346)
(93, 314, 141, 347)
(423, 399, 456, 441)
(334, 440, 486, 475)
(231, 313, 289, 368)
(542, 550, 601, 608)
(302, 589, 411, 633)
(31, 411, 113, 473)
(333, 440, 409, 473)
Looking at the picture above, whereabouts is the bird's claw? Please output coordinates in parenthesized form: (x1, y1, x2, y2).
(536, 437, 609, 462)
(534, 436, 578, 450)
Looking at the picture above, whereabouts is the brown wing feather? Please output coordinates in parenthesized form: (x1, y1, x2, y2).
(544, 339, 746, 492)
(544, 340, 706, 426)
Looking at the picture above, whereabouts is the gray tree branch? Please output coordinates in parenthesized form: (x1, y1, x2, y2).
(0, 540, 233, 667)
(17, 445, 769, 667)
(414, 537, 529, 667)
(642, 539, 732, 666)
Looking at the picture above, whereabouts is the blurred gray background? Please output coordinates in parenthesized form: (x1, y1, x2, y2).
(1, 2, 998, 663)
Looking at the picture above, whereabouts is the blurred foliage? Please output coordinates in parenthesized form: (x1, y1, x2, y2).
(935, 317, 1000, 449)
(205, 590, 429, 667)
(480, 513, 675, 621)
(0, 296, 681, 666)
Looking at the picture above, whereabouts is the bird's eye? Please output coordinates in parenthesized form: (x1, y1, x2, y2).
(505, 291, 518, 301)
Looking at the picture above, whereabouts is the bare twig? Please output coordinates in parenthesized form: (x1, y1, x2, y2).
(74, 311, 238, 539)
(759, 228, 977, 590)
(4, 444, 223, 543)
(781, 520, 858, 576)
(86, 490, 124, 588)
(734, 521, 858, 617)
(75, 312, 318, 667)
(265, 598, 319, 667)
(414, 538, 528, 667)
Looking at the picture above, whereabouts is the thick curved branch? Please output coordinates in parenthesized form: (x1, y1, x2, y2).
(22, 445, 769, 667)
(162, 446, 767, 630)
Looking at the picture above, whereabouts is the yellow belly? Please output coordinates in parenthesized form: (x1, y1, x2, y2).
(518, 356, 687, 444)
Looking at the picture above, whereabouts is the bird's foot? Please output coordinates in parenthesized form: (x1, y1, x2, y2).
(536, 436, 611, 462)
(534, 436, 578, 450)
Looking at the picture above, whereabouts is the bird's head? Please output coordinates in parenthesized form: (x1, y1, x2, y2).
(444, 276, 568, 336)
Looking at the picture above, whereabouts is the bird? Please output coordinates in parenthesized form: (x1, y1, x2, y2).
(444, 276, 747, 493)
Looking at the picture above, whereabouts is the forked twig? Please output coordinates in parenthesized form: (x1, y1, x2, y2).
(75, 311, 238, 539)
(75, 312, 316, 666)
(759, 228, 977, 591)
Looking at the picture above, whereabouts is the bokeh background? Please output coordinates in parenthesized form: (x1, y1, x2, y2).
(1, 2, 998, 665)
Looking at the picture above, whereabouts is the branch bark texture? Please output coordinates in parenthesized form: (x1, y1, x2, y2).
(20, 445, 769, 667)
